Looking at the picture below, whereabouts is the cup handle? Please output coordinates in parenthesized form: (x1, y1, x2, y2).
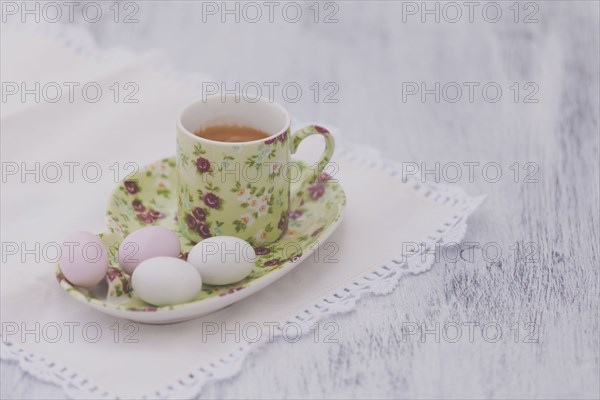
(290, 125, 335, 189)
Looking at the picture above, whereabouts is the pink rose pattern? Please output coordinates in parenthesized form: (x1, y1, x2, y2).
(196, 157, 211, 173)
(264, 129, 289, 145)
(185, 207, 211, 239)
(306, 172, 332, 200)
(124, 180, 139, 194)
(203, 192, 222, 209)
(107, 267, 131, 294)
(313, 125, 330, 134)
(131, 199, 164, 225)
(289, 210, 303, 220)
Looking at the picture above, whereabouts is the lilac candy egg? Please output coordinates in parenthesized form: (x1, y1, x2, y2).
(59, 231, 109, 287)
(119, 226, 181, 275)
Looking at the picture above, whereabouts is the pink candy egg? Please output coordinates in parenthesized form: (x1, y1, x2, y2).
(119, 226, 181, 275)
(59, 231, 109, 287)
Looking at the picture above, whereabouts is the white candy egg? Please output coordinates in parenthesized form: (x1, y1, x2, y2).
(131, 257, 202, 306)
(187, 236, 256, 285)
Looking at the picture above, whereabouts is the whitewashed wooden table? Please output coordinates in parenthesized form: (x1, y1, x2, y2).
(1, 1, 599, 398)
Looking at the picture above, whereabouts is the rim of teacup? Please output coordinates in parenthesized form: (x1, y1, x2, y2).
(177, 94, 291, 146)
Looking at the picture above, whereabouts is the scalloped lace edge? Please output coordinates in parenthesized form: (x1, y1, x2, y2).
(0, 23, 486, 400)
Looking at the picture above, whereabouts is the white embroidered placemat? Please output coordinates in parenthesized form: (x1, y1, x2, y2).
(0, 26, 485, 399)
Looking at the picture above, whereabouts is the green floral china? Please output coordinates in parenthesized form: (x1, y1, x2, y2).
(56, 157, 346, 324)
(176, 96, 335, 244)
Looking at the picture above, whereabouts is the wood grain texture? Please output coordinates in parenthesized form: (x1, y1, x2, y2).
(1, 1, 598, 399)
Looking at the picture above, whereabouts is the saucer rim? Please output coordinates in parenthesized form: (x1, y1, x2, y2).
(56, 157, 346, 322)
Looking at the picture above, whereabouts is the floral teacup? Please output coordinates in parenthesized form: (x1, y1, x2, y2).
(176, 95, 334, 245)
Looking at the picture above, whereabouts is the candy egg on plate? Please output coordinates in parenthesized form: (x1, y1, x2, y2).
(119, 226, 181, 274)
(131, 257, 202, 306)
(59, 231, 109, 287)
(187, 236, 256, 285)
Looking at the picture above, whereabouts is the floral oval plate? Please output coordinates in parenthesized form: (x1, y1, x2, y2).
(56, 157, 345, 324)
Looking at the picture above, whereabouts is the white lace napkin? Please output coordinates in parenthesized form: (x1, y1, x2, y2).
(0, 26, 484, 399)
